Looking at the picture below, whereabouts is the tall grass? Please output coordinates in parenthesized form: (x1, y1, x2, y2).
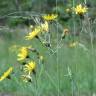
(0, 0, 96, 96)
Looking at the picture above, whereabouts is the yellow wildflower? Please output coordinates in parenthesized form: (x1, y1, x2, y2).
(41, 21, 49, 32)
(74, 4, 88, 15)
(0, 67, 13, 81)
(17, 47, 28, 61)
(24, 61, 36, 75)
(69, 41, 78, 48)
(42, 14, 58, 21)
(25, 27, 41, 40)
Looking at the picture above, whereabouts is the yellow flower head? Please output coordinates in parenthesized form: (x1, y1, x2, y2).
(69, 41, 78, 48)
(24, 61, 36, 75)
(25, 27, 41, 40)
(74, 4, 88, 15)
(21, 74, 32, 83)
(0, 67, 13, 82)
(42, 14, 58, 21)
(17, 47, 28, 61)
(41, 21, 49, 32)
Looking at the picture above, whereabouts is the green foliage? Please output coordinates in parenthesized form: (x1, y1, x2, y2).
(0, 0, 96, 96)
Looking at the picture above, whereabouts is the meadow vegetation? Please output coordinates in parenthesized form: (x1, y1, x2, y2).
(0, 0, 96, 96)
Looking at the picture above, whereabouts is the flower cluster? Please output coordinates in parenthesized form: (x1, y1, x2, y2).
(17, 15, 59, 82)
(0, 3, 89, 83)
(25, 21, 49, 40)
(74, 4, 88, 15)
(17, 46, 44, 82)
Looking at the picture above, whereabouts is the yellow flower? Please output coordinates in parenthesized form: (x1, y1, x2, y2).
(69, 41, 78, 48)
(26, 21, 49, 40)
(42, 14, 58, 21)
(21, 74, 32, 82)
(17, 47, 28, 61)
(24, 61, 36, 75)
(41, 21, 49, 32)
(74, 4, 88, 15)
(25, 27, 41, 40)
(0, 67, 13, 81)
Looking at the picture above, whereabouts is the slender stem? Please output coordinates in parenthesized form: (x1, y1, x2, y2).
(55, 0, 60, 96)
